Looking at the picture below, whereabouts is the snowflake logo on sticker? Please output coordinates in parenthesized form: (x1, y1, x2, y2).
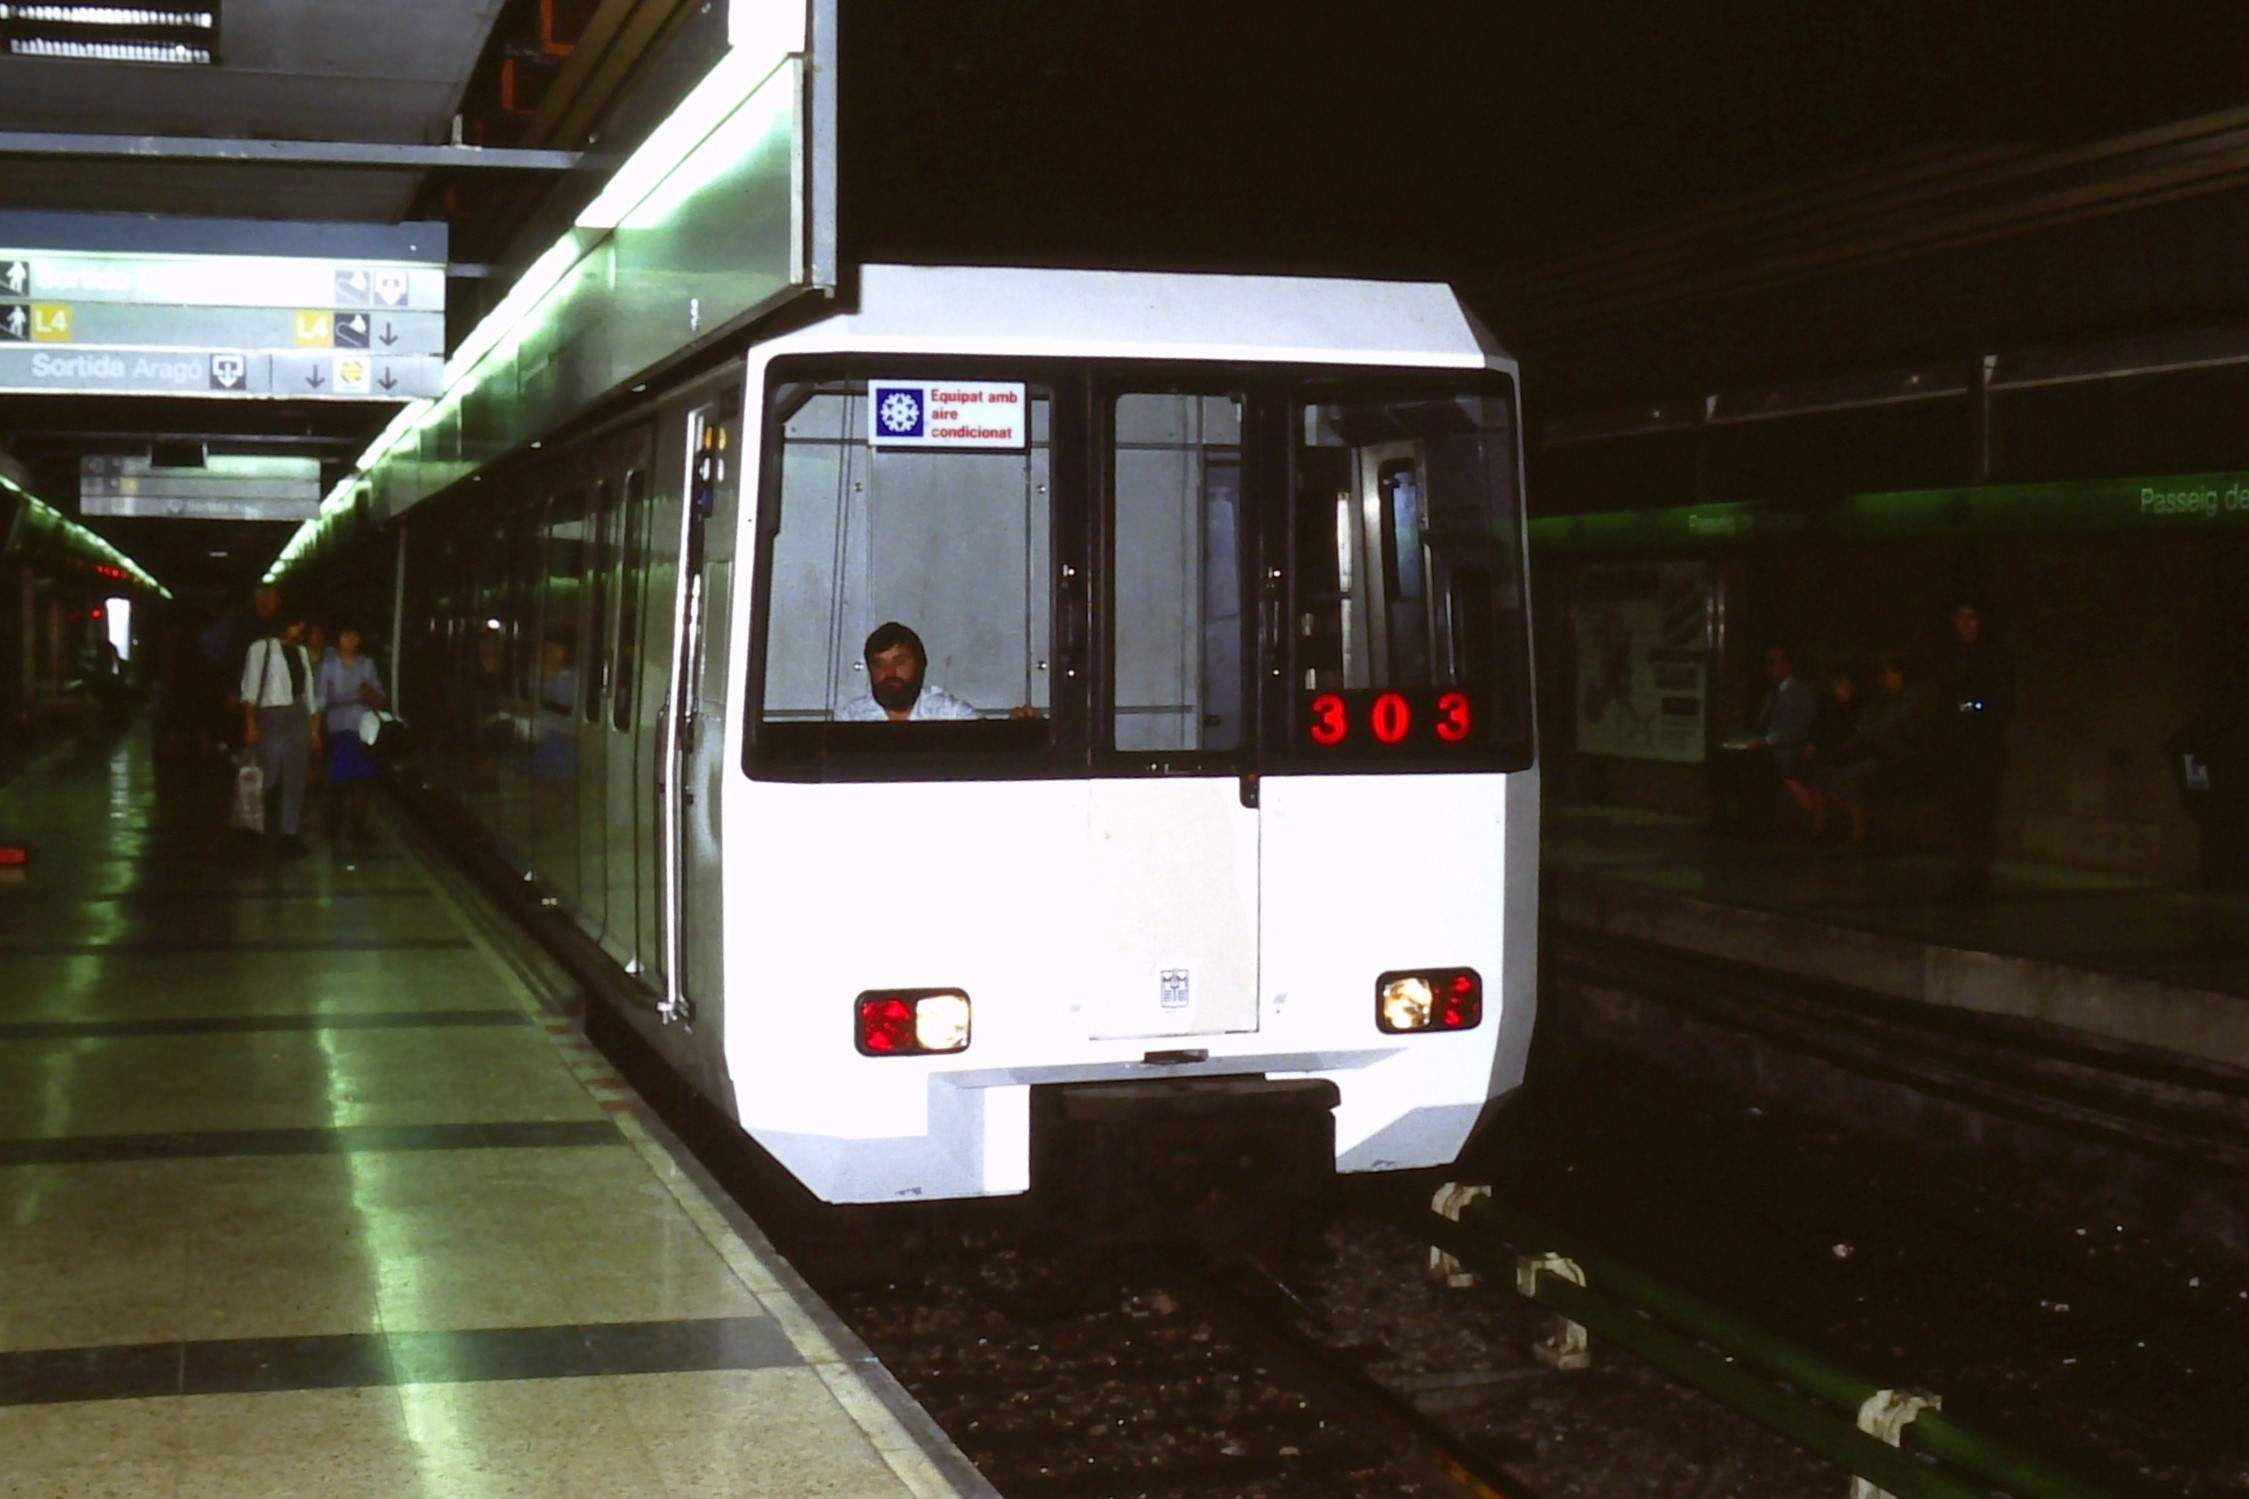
(876, 387, 924, 438)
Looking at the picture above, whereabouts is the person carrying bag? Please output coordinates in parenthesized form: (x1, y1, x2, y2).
(240, 605, 322, 855)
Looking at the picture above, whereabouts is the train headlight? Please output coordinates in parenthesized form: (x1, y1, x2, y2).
(1376, 969, 1482, 1033)
(855, 989, 972, 1056)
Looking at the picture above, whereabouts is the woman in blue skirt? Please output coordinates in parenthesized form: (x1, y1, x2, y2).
(317, 623, 387, 847)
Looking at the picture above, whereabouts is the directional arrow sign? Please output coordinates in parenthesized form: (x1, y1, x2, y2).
(0, 346, 442, 398)
(0, 252, 444, 311)
(30, 304, 443, 356)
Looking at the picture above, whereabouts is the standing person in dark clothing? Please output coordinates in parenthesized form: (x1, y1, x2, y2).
(1934, 600, 2012, 899)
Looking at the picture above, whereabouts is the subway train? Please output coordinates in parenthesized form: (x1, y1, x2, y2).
(304, 265, 1540, 1236)
(1, 476, 168, 742)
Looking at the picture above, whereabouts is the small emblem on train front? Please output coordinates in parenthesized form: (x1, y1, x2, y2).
(1159, 969, 1191, 1011)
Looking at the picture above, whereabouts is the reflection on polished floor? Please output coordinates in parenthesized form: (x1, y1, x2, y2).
(0, 735, 987, 1498)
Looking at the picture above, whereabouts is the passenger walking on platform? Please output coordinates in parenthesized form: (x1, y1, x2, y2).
(206, 585, 278, 754)
(241, 605, 322, 855)
(317, 624, 385, 848)
(1934, 601, 2012, 899)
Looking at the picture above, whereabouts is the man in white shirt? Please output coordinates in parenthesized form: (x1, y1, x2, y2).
(241, 605, 323, 853)
(835, 622, 982, 722)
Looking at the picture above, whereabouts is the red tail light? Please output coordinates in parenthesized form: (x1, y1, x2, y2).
(855, 990, 972, 1056)
(1439, 971, 1482, 1029)
(856, 996, 917, 1055)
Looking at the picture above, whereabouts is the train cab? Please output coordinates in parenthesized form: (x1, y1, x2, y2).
(690, 265, 1540, 1230)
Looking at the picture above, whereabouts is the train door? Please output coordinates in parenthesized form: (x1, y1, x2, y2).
(667, 390, 743, 1022)
(1092, 388, 1260, 1041)
(604, 436, 655, 976)
(1255, 385, 1533, 1133)
(532, 486, 587, 907)
(574, 474, 617, 941)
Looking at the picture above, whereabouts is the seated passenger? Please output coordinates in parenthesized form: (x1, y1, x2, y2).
(1811, 651, 1940, 845)
(836, 621, 982, 722)
(1711, 642, 1816, 833)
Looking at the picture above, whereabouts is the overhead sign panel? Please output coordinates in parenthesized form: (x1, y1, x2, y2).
(80, 454, 323, 522)
(0, 246, 447, 401)
(0, 346, 441, 399)
(0, 254, 445, 311)
(0, 302, 443, 355)
(80, 494, 321, 522)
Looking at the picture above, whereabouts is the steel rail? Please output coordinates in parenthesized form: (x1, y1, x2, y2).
(1180, 1257, 1531, 1499)
(1413, 1198, 2130, 1499)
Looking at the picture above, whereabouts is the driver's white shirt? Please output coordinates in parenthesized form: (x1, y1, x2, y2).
(836, 686, 979, 722)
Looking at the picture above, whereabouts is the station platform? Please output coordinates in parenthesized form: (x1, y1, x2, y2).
(1545, 804, 2249, 1075)
(0, 736, 993, 1499)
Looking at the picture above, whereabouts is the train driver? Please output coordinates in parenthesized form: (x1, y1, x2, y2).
(837, 621, 1040, 722)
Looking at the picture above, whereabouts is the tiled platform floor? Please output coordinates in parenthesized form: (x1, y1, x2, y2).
(0, 735, 990, 1498)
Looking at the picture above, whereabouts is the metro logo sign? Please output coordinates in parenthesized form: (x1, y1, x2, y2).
(867, 380, 1026, 449)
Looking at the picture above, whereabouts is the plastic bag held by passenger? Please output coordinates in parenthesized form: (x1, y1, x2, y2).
(359, 710, 409, 762)
(229, 754, 265, 834)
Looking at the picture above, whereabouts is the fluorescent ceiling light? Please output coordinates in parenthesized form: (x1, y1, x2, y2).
(0, 5, 214, 24)
(2, 0, 218, 64)
(7, 36, 206, 60)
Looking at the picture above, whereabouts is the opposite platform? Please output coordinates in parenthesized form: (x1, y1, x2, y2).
(1547, 803, 2249, 1073)
(0, 735, 995, 1499)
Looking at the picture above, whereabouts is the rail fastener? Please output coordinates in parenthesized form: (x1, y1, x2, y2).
(1414, 1194, 2132, 1499)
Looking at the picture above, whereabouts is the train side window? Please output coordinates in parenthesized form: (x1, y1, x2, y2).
(584, 481, 615, 723)
(475, 521, 507, 706)
(613, 469, 649, 732)
(754, 373, 1054, 766)
(508, 500, 545, 702)
(540, 490, 588, 718)
(1110, 391, 1244, 755)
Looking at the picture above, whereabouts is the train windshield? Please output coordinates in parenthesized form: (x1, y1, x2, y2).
(748, 362, 1530, 779)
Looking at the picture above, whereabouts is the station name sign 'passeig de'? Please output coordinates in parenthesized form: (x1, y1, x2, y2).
(0, 251, 444, 400)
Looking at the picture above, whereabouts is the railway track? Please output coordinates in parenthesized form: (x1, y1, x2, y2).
(829, 1236, 1530, 1499)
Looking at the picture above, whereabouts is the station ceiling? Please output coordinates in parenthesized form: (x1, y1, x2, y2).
(0, 0, 514, 602)
(5, 1, 2249, 605)
(0, 0, 508, 221)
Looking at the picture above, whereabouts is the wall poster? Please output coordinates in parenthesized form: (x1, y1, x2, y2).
(1572, 561, 1709, 763)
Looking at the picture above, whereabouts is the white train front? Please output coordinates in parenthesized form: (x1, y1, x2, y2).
(383, 264, 1539, 1229)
